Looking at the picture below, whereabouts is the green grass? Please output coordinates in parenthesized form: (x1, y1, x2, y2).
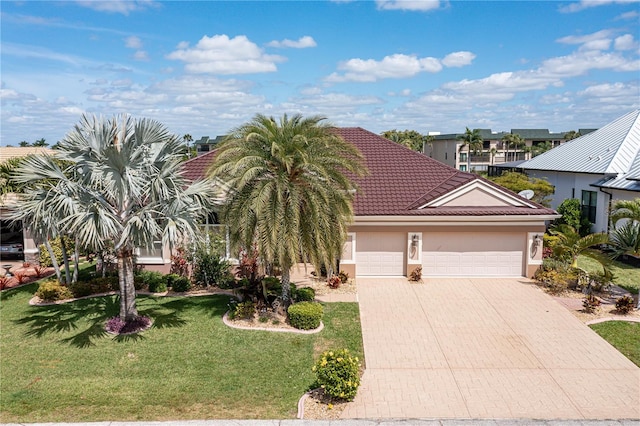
(0, 282, 363, 422)
(590, 321, 640, 367)
(577, 255, 640, 294)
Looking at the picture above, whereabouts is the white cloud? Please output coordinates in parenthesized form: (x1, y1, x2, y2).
(325, 50, 476, 83)
(441, 51, 476, 67)
(75, 0, 158, 15)
(559, 0, 639, 13)
(556, 30, 613, 49)
(133, 50, 149, 61)
(125, 36, 143, 49)
(375, 0, 442, 11)
(267, 36, 317, 48)
(166, 34, 285, 74)
(614, 34, 637, 50)
(325, 54, 442, 83)
(615, 10, 639, 19)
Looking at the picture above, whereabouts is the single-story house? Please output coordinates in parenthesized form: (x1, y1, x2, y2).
(183, 127, 558, 278)
(514, 109, 640, 234)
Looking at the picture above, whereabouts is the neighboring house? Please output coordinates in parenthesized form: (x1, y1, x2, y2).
(429, 128, 595, 173)
(183, 127, 558, 278)
(194, 135, 226, 156)
(1, 147, 54, 262)
(515, 110, 640, 234)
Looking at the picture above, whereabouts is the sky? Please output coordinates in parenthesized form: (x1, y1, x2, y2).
(1, 0, 639, 146)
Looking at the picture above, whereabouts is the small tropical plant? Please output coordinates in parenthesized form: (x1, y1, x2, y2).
(549, 225, 611, 277)
(582, 294, 601, 314)
(615, 295, 635, 315)
(313, 349, 361, 401)
(327, 275, 341, 289)
(409, 266, 422, 282)
(609, 221, 640, 259)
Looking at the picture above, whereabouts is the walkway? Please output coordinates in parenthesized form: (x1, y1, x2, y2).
(342, 277, 640, 419)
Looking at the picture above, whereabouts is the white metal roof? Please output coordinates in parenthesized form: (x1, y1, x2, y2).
(518, 110, 640, 175)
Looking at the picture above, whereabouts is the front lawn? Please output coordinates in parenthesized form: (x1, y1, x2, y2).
(590, 321, 640, 367)
(0, 283, 363, 422)
(577, 255, 640, 294)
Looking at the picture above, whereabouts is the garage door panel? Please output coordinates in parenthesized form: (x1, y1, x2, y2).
(357, 232, 405, 276)
(423, 232, 524, 277)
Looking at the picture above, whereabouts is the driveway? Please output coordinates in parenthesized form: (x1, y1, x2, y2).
(341, 278, 640, 419)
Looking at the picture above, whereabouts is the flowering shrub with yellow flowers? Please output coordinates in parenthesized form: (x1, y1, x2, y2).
(312, 349, 361, 401)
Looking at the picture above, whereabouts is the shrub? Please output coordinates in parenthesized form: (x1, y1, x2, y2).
(587, 271, 614, 293)
(137, 270, 167, 293)
(36, 280, 73, 302)
(408, 266, 422, 282)
(295, 286, 316, 302)
(90, 276, 119, 293)
(169, 275, 192, 293)
(12, 271, 29, 285)
(216, 271, 237, 289)
(169, 246, 190, 277)
(69, 281, 94, 298)
(288, 301, 323, 330)
(192, 253, 230, 288)
(32, 265, 49, 278)
(0, 276, 11, 290)
(38, 236, 75, 267)
(615, 296, 635, 315)
(327, 275, 341, 289)
(338, 271, 349, 284)
(582, 294, 601, 313)
(233, 301, 256, 320)
(313, 349, 361, 401)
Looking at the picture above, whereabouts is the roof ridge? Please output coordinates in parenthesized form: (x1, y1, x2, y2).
(606, 110, 640, 174)
(405, 169, 474, 210)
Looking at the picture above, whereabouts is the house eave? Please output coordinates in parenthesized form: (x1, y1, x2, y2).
(353, 214, 559, 226)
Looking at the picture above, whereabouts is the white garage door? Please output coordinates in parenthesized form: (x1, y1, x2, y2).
(423, 232, 524, 277)
(357, 232, 405, 276)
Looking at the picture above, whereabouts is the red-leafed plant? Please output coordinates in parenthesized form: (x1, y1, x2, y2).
(327, 275, 341, 289)
(32, 265, 49, 278)
(12, 271, 29, 285)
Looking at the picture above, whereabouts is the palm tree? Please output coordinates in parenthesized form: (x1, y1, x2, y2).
(549, 224, 612, 276)
(564, 130, 580, 141)
(210, 113, 367, 303)
(502, 133, 524, 162)
(457, 128, 483, 172)
(12, 114, 216, 322)
(610, 198, 640, 226)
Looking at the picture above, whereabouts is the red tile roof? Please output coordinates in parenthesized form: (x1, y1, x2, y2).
(182, 127, 556, 217)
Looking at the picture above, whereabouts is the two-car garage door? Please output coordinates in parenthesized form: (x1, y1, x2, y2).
(355, 231, 524, 277)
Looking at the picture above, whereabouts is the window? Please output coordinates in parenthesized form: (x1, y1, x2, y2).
(459, 152, 467, 162)
(137, 240, 164, 262)
(459, 165, 467, 171)
(581, 190, 597, 223)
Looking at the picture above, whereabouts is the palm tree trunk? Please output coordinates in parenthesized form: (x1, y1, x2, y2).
(280, 264, 291, 304)
(44, 240, 62, 282)
(117, 246, 138, 321)
(59, 236, 71, 285)
(467, 145, 471, 172)
(72, 237, 80, 284)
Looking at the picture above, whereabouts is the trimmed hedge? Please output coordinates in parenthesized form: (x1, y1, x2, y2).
(313, 349, 361, 401)
(288, 301, 323, 330)
(36, 280, 73, 302)
(295, 286, 316, 302)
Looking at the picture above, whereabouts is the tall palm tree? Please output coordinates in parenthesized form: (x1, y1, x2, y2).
(457, 127, 483, 172)
(210, 113, 367, 303)
(12, 114, 216, 322)
(502, 133, 524, 162)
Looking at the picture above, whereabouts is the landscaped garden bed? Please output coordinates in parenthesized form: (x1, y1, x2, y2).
(0, 280, 363, 422)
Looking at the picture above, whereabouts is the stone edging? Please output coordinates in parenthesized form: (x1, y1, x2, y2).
(296, 390, 312, 419)
(586, 316, 640, 325)
(222, 311, 324, 334)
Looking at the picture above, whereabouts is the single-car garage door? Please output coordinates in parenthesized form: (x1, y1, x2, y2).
(423, 232, 524, 277)
(357, 232, 405, 276)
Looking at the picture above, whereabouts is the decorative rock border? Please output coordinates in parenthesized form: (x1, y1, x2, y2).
(222, 311, 324, 334)
(296, 390, 312, 419)
(586, 316, 640, 325)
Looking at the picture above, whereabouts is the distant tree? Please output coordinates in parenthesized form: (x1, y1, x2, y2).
(502, 133, 525, 162)
(33, 138, 48, 147)
(564, 130, 580, 141)
(489, 147, 497, 165)
(381, 129, 433, 153)
(0, 157, 26, 196)
(19, 141, 30, 147)
(182, 134, 195, 159)
(457, 128, 483, 172)
(555, 198, 592, 236)
(531, 141, 553, 157)
(489, 171, 554, 207)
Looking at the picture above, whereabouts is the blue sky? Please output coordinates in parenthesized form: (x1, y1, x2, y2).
(1, 0, 639, 146)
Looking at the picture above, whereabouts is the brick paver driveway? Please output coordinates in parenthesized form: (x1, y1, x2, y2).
(342, 278, 640, 420)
